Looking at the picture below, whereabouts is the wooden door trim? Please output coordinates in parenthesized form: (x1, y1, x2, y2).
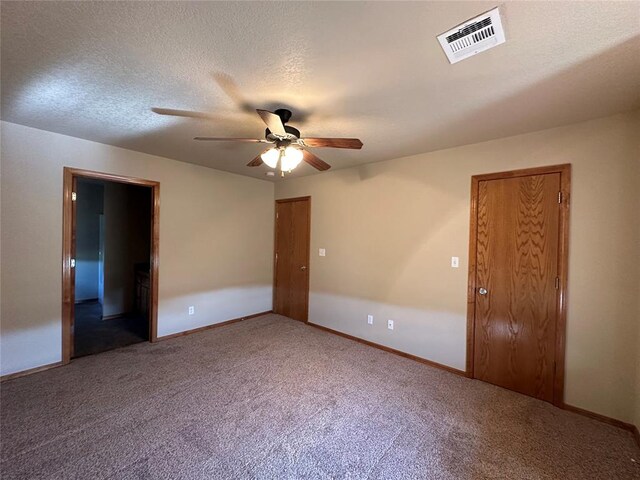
(62, 167, 160, 365)
(273, 196, 311, 322)
(466, 164, 571, 407)
(275, 196, 312, 204)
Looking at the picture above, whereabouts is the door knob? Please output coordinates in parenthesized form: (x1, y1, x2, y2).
(300, 266, 307, 271)
(478, 287, 488, 295)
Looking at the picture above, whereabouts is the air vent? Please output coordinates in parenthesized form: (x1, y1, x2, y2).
(437, 7, 505, 64)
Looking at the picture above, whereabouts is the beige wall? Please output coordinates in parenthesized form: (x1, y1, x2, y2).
(275, 111, 640, 424)
(0, 121, 274, 375)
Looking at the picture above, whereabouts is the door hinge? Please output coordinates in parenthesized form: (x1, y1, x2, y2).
(555, 276, 560, 289)
(71, 192, 77, 201)
(558, 191, 562, 204)
(275, 253, 278, 263)
(70, 258, 76, 268)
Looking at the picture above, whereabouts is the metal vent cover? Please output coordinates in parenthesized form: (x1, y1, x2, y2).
(437, 7, 506, 64)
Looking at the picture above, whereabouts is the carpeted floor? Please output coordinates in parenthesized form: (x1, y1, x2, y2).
(74, 301, 148, 358)
(1, 314, 638, 479)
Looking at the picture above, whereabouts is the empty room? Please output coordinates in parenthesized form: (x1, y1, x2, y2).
(1, 1, 639, 479)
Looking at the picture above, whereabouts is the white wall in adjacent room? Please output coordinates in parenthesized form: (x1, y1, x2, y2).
(74, 180, 103, 302)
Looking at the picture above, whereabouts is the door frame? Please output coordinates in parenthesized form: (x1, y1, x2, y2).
(273, 196, 311, 322)
(62, 167, 160, 364)
(465, 164, 571, 406)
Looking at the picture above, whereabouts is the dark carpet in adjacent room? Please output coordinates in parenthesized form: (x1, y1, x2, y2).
(1, 314, 638, 479)
(73, 301, 148, 358)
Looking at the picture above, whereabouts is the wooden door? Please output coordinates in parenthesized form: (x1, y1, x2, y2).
(274, 197, 311, 321)
(469, 166, 570, 403)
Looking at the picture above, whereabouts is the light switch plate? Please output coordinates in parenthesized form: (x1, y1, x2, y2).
(319, 248, 326, 257)
(367, 315, 374, 325)
(451, 256, 459, 268)
(387, 319, 394, 330)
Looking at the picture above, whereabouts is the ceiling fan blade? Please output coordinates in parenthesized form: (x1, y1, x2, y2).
(212, 73, 254, 114)
(256, 109, 286, 136)
(302, 149, 331, 171)
(152, 107, 221, 120)
(301, 138, 363, 149)
(193, 137, 269, 142)
(247, 155, 264, 167)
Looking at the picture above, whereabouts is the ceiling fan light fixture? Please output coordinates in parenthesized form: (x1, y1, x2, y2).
(260, 147, 280, 168)
(281, 146, 303, 172)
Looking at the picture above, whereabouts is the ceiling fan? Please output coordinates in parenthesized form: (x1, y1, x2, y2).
(192, 108, 363, 175)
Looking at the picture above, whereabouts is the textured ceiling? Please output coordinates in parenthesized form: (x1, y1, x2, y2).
(2, 1, 639, 181)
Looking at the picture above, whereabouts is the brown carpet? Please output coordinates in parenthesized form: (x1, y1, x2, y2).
(1, 314, 638, 479)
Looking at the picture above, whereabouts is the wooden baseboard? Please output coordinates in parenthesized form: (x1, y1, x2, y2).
(307, 322, 466, 377)
(157, 311, 272, 341)
(561, 403, 636, 432)
(1, 362, 63, 382)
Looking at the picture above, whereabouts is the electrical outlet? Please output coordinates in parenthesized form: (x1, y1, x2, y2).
(367, 315, 374, 325)
(188, 306, 195, 315)
(387, 319, 394, 330)
(319, 248, 326, 257)
(451, 256, 459, 268)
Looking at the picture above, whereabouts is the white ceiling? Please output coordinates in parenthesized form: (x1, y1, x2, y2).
(2, 1, 639, 181)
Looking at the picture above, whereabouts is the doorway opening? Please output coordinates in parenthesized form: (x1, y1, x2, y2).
(466, 164, 570, 406)
(273, 196, 311, 322)
(62, 168, 159, 363)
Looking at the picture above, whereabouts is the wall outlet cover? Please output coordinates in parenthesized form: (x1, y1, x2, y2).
(387, 319, 394, 330)
(319, 248, 326, 257)
(188, 306, 195, 315)
(367, 315, 374, 325)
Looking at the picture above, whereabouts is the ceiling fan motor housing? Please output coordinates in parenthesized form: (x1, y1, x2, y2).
(265, 109, 300, 139)
(274, 108, 292, 124)
(265, 125, 301, 140)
